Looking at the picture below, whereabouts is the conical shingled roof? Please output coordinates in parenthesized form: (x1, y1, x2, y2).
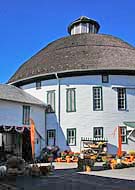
(8, 33, 135, 85)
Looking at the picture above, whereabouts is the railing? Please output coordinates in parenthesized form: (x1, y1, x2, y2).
(81, 137, 108, 142)
(80, 137, 108, 152)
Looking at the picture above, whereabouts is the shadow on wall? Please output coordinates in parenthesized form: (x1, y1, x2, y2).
(107, 143, 118, 155)
(46, 113, 71, 152)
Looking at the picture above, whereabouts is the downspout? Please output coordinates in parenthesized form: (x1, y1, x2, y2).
(55, 73, 60, 146)
(45, 109, 47, 146)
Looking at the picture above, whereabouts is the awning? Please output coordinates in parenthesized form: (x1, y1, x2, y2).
(123, 122, 135, 128)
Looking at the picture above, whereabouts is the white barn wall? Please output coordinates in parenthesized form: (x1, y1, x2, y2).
(0, 100, 23, 126)
(21, 75, 135, 154)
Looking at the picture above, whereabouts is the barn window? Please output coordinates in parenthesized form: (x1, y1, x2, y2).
(22, 105, 30, 125)
(67, 128, 76, 146)
(93, 87, 103, 111)
(93, 127, 103, 139)
(117, 88, 126, 110)
(47, 129, 56, 146)
(36, 81, 41, 89)
(120, 127, 127, 144)
(102, 74, 109, 83)
(66, 88, 76, 112)
(47, 90, 55, 113)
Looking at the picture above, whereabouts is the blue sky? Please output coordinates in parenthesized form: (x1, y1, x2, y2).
(0, 0, 135, 83)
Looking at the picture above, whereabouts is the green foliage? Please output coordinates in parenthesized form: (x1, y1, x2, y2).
(102, 161, 111, 170)
(77, 158, 94, 171)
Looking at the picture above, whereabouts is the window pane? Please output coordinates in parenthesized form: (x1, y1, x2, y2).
(102, 75, 109, 83)
(93, 87, 102, 111)
(66, 89, 76, 112)
(94, 127, 103, 139)
(23, 106, 30, 125)
(120, 127, 127, 143)
(47, 130, 55, 146)
(81, 23, 87, 33)
(36, 81, 41, 89)
(118, 88, 126, 110)
(47, 91, 55, 112)
(67, 129, 76, 146)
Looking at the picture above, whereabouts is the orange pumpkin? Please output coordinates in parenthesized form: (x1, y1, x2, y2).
(66, 157, 71, 163)
(86, 166, 91, 172)
(57, 158, 62, 162)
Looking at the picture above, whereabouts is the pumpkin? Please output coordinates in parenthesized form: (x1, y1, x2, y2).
(86, 165, 91, 172)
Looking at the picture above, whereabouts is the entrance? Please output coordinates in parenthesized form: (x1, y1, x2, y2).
(22, 128, 32, 161)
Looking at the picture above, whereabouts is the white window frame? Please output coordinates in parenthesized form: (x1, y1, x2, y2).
(93, 127, 103, 139)
(66, 88, 76, 112)
(93, 87, 103, 111)
(47, 90, 55, 113)
(67, 128, 76, 146)
(22, 105, 30, 125)
(117, 88, 126, 110)
(120, 127, 127, 144)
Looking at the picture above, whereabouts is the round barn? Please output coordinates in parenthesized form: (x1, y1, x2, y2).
(8, 16, 135, 154)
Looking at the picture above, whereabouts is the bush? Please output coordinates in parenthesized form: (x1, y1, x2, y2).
(77, 158, 95, 171)
(115, 163, 123, 169)
(102, 161, 111, 170)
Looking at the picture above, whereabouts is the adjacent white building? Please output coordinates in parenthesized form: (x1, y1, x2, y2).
(0, 84, 46, 159)
(8, 16, 135, 154)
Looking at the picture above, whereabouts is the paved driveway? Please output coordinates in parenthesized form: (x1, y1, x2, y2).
(1, 168, 134, 190)
(80, 167, 135, 181)
(1, 163, 135, 190)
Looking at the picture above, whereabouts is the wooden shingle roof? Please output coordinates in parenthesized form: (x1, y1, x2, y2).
(8, 33, 135, 85)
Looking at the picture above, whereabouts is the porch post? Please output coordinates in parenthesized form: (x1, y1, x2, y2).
(117, 126, 122, 157)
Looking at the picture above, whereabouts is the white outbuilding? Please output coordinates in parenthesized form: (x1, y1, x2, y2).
(0, 84, 46, 160)
(8, 16, 135, 154)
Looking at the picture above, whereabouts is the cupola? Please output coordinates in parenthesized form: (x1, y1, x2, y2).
(68, 16, 100, 35)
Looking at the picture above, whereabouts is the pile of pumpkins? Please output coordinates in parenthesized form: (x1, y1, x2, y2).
(55, 151, 80, 163)
(103, 151, 135, 170)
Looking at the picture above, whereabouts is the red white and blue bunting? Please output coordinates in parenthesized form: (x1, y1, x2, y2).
(0, 125, 30, 133)
(3, 125, 14, 132)
(15, 126, 25, 133)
